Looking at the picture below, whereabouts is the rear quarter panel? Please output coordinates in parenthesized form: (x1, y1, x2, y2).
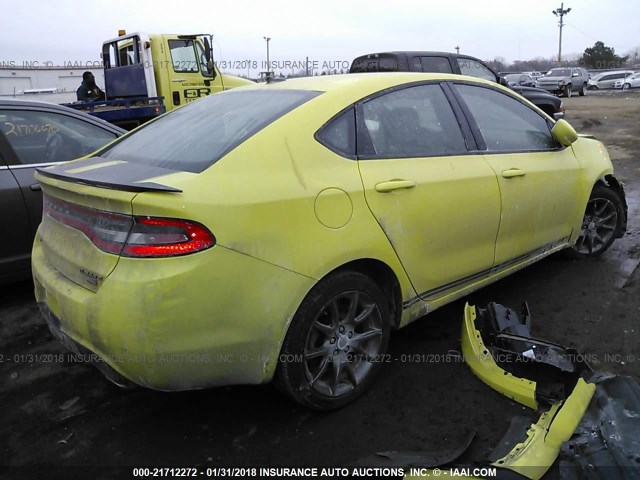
(130, 92, 417, 305)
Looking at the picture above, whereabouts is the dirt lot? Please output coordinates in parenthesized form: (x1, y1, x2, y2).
(1, 91, 639, 479)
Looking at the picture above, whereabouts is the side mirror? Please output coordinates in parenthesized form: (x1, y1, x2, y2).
(552, 119, 578, 146)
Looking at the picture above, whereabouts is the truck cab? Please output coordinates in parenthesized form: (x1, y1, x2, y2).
(65, 32, 252, 129)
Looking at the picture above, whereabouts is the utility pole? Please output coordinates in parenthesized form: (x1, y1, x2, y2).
(552, 3, 571, 64)
(455, 45, 460, 54)
(263, 36, 271, 79)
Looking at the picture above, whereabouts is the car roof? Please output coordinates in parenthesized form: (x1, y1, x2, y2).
(248, 72, 499, 97)
(0, 97, 126, 134)
(591, 70, 633, 79)
(352, 51, 480, 60)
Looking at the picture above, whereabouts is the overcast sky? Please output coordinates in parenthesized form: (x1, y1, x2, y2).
(2, 0, 639, 73)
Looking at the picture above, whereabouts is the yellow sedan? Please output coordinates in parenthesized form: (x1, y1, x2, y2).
(32, 73, 626, 409)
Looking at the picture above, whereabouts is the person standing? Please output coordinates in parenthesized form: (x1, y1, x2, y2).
(76, 71, 106, 102)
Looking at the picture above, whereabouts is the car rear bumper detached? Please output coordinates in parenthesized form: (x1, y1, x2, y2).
(400, 303, 640, 479)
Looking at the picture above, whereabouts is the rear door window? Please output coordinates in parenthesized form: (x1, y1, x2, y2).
(0, 109, 118, 165)
(359, 84, 468, 158)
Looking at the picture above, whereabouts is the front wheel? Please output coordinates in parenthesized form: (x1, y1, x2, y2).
(579, 83, 587, 96)
(569, 184, 625, 258)
(622, 83, 631, 91)
(564, 85, 572, 97)
(275, 271, 391, 410)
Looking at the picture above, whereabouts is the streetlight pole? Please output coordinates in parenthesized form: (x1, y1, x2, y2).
(263, 36, 271, 79)
(552, 3, 571, 65)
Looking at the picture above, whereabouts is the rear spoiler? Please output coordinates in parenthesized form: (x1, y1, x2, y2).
(36, 157, 182, 193)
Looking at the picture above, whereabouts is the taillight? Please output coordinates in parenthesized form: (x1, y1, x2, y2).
(43, 195, 215, 258)
(122, 217, 214, 257)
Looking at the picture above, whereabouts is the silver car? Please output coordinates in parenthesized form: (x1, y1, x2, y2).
(588, 70, 634, 90)
(614, 72, 640, 90)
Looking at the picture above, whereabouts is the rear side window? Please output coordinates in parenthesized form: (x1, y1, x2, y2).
(414, 56, 452, 73)
(100, 89, 321, 173)
(315, 108, 355, 157)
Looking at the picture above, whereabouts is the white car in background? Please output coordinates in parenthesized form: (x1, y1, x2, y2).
(588, 70, 634, 90)
(615, 72, 640, 90)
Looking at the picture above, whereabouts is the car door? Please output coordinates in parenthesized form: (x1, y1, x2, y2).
(0, 136, 31, 282)
(0, 107, 120, 280)
(356, 83, 502, 299)
(452, 83, 581, 265)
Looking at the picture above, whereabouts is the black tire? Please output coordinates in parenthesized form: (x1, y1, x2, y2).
(622, 83, 631, 91)
(579, 83, 587, 96)
(275, 271, 391, 410)
(564, 84, 572, 98)
(567, 184, 625, 258)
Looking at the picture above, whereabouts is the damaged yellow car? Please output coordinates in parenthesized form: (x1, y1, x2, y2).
(32, 73, 627, 409)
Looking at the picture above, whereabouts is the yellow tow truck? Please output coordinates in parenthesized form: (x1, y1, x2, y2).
(64, 31, 252, 129)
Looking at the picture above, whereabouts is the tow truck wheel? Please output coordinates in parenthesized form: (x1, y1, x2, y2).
(275, 271, 390, 410)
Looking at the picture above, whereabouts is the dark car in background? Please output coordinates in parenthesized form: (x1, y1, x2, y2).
(504, 73, 537, 87)
(349, 51, 564, 117)
(0, 98, 125, 284)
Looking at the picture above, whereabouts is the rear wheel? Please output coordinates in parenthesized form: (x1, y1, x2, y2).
(275, 271, 391, 410)
(569, 184, 625, 258)
(579, 83, 587, 96)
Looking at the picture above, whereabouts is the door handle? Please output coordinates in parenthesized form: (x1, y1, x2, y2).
(374, 180, 416, 193)
(30, 183, 42, 191)
(501, 169, 527, 178)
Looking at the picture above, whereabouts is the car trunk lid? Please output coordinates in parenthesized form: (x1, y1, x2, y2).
(35, 158, 184, 292)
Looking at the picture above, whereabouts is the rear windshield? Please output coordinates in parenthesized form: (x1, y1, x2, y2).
(99, 89, 321, 173)
(350, 56, 399, 73)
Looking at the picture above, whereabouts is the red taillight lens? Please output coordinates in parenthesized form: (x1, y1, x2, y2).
(43, 195, 215, 258)
(122, 217, 215, 257)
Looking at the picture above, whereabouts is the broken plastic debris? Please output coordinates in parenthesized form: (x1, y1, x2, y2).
(59, 397, 80, 410)
(57, 432, 74, 445)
